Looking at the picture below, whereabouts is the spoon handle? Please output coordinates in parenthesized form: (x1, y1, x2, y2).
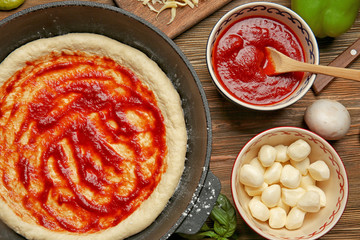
(286, 58, 360, 81)
(313, 37, 360, 94)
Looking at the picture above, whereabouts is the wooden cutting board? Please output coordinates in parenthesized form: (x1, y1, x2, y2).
(113, 0, 233, 38)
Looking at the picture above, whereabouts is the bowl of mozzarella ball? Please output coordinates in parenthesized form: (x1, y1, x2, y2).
(231, 126, 348, 240)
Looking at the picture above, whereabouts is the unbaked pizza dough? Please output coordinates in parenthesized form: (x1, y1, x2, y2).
(0, 33, 187, 240)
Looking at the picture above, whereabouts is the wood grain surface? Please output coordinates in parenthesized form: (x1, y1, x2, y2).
(1, 0, 360, 239)
(113, 0, 231, 38)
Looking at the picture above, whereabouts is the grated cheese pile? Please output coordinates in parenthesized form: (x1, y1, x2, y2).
(139, 0, 199, 24)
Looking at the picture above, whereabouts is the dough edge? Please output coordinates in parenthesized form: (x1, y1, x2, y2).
(0, 33, 187, 240)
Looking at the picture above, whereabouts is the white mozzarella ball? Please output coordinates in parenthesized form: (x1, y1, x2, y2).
(287, 139, 311, 162)
(248, 196, 270, 222)
(258, 145, 277, 167)
(285, 207, 306, 230)
(290, 157, 310, 176)
(241, 141, 330, 231)
(261, 184, 281, 208)
(274, 144, 290, 163)
(277, 198, 290, 214)
(307, 185, 326, 207)
(264, 162, 282, 184)
(269, 207, 287, 229)
(239, 164, 264, 187)
(297, 190, 321, 213)
(308, 160, 330, 181)
(282, 187, 306, 207)
(249, 157, 266, 175)
(300, 174, 316, 189)
(245, 182, 268, 196)
(280, 164, 301, 188)
(304, 99, 351, 140)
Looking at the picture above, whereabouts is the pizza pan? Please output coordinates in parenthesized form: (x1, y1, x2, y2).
(0, 1, 220, 240)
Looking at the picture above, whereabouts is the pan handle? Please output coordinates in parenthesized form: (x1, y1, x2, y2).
(174, 170, 221, 235)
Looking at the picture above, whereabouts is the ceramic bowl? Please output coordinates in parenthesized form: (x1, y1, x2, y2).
(231, 126, 348, 239)
(206, 2, 319, 111)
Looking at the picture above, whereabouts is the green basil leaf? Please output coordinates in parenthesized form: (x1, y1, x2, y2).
(177, 194, 238, 240)
(211, 205, 228, 225)
(211, 194, 237, 238)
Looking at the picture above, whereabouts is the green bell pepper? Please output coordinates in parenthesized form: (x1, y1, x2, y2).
(291, 0, 360, 38)
(0, 0, 25, 11)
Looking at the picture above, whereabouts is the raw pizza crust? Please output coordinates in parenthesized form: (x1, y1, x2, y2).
(0, 33, 187, 240)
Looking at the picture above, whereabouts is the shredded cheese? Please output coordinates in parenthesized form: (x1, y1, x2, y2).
(138, 0, 200, 24)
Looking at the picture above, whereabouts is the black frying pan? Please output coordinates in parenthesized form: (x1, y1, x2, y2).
(0, 1, 220, 240)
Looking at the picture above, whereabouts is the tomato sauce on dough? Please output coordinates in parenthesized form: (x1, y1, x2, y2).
(212, 16, 305, 105)
(0, 52, 167, 233)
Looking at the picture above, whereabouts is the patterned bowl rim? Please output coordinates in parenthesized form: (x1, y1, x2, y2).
(231, 126, 349, 240)
(206, 1, 320, 111)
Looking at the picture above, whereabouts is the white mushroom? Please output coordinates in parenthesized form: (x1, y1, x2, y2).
(304, 99, 351, 140)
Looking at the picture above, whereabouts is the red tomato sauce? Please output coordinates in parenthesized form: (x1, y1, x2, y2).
(212, 16, 305, 105)
(0, 52, 167, 233)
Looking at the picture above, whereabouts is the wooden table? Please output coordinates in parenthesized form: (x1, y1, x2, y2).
(1, 1, 359, 239)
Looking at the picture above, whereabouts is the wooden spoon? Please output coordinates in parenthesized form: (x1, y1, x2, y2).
(264, 47, 360, 81)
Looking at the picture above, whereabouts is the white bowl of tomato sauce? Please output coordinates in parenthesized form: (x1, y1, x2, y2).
(206, 2, 319, 111)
